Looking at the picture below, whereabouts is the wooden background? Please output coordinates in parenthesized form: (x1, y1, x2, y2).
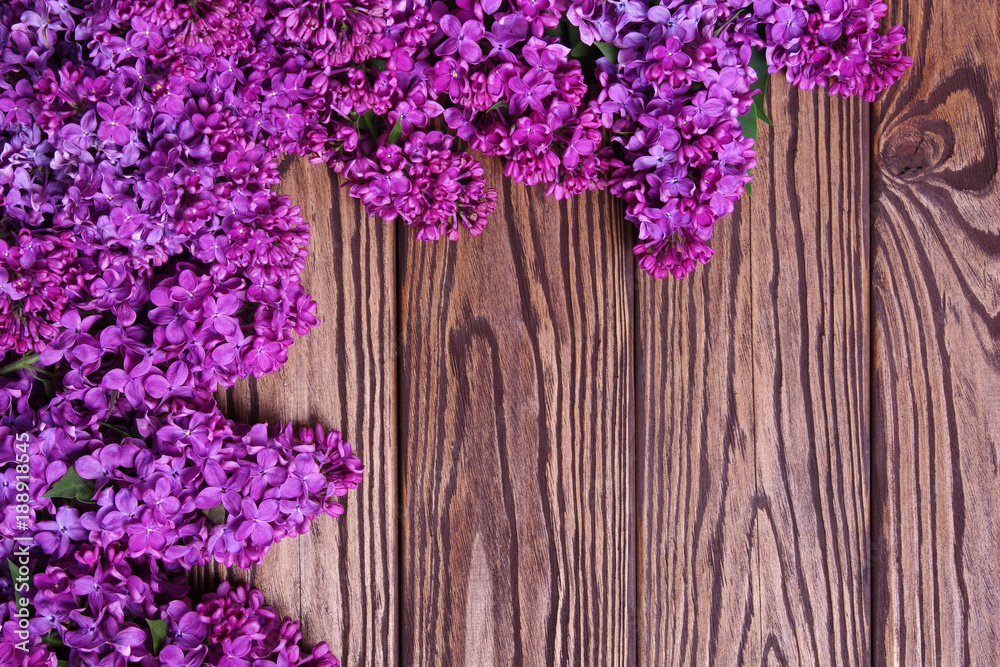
(194, 1, 1000, 664)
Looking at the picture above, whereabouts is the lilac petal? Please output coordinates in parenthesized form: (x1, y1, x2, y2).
(35, 532, 60, 553)
(458, 40, 483, 63)
(75, 455, 105, 479)
(102, 369, 130, 390)
(257, 499, 280, 522)
(84, 388, 108, 411)
(234, 521, 252, 543)
(114, 626, 147, 647)
(440, 14, 461, 37)
(195, 487, 222, 510)
(124, 380, 145, 408)
(250, 522, 274, 547)
(144, 374, 170, 398)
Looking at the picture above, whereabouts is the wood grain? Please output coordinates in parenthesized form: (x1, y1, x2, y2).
(193, 156, 397, 666)
(872, 0, 1000, 664)
(750, 80, 871, 667)
(634, 158, 758, 665)
(636, 78, 871, 665)
(398, 159, 634, 665)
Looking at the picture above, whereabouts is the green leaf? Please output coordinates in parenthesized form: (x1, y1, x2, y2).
(7, 560, 29, 617)
(737, 101, 760, 198)
(747, 46, 772, 126)
(749, 46, 770, 92)
(58, 661, 70, 667)
(744, 177, 753, 198)
(569, 41, 590, 59)
(43, 464, 95, 504)
(368, 58, 387, 71)
(202, 503, 227, 525)
(594, 41, 619, 64)
(147, 619, 167, 656)
(487, 100, 509, 112)
(357, 110, 376, 134)
(387, 117, 403, 145)
(738, 104, 758, 144)
(567, 22, 581, 45)
(753, 97, 774, 126)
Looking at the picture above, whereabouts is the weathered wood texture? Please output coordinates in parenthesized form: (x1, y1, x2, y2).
(398, 162, 635, 665)
(193, 156, 397, 666)
(636, 78, 871, 666)
(872, 0, 1000, 664)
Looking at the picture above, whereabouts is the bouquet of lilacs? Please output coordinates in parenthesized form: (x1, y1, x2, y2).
(0, 0, 908, 665)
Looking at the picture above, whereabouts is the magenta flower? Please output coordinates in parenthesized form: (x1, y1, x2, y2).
(34, 506, 86, 556)
(235, 498, 279, 546)
(96, 102, 134, 144)
(126, 510, 169, 555)
(771, 6, 808, 42)
(435, 15, 486, 63)
(507, 71, 556, 115)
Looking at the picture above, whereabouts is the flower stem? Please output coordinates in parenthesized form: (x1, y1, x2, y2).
(0, 353, 41, 375)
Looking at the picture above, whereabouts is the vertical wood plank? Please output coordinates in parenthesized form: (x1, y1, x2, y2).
(636, 79, 870, 665)
(399, 159, 634, 665)
(634, 177, 758, 665)
(195, 156, 397, 666)
(872, 0, 1000, 664)
(750, 81, 871, 666)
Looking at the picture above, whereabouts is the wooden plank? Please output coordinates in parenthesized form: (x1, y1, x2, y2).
(636, 79, 870, 664)
(872, 1, 1000, 664)
(399, 160, 634, 665)
(194, 156, 397, 666)
(634, 165, 758, 664)
(750, 81, 871, 666)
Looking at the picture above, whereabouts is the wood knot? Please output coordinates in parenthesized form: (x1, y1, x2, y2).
(878, 66, 998, 191)
(880, 120, 948, 180)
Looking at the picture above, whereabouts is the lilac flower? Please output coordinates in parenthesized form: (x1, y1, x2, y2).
(235, 499, 279, 547)
(130, 513, 170, 557)
(771, 6, 808, 42)
(34, 506, 86, 556)
(436, 15, 486, 63)
(76, 445, 136, 488)
(96, 102, 135, 145)
(507, 70, 556, 115)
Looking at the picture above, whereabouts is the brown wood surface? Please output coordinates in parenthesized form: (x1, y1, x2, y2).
(398, 165, 634, 665)
(190, 2, 1000, 664)
(636, 78, 871, 666)
(872, 0, 1000, 664)
(193, 156, 397, 666)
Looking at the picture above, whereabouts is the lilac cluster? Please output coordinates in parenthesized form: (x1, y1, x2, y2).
(0, 1, 320, 364)
(755, 0, 911, 102)
(0, 389, 362, 569)
(0, 541, 339, 667)
(273, 0, 907, 277)
(588, 1, 760, 277)
(346, 131, 497, 240)
(0, 362, 360, 664)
